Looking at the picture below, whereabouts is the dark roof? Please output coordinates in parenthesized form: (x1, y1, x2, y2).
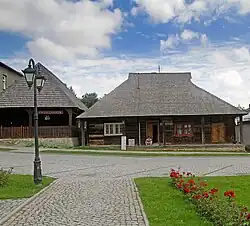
(0, 61, 23, 76)
(77, 72, 246, 118)
(0, 63, 87, 110)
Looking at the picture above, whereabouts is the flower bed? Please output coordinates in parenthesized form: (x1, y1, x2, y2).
(170, 168, 250, 225)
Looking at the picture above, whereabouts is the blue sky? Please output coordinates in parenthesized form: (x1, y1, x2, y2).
(0, 0, 250, 107)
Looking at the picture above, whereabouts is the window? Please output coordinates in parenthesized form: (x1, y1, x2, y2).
(104, 123, 123, 136)
(2, 75, 7, 90)
(175, 123, 193, 137)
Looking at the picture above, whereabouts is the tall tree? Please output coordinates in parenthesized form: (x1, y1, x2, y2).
(81, 92, 99, 108)
(68, 86, 77, 97)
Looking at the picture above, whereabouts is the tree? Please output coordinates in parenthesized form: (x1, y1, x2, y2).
(68, 86, 77, 97)
(81, 92, 99, 108)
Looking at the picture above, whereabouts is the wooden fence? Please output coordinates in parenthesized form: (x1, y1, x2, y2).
(0, 126, 79, 139)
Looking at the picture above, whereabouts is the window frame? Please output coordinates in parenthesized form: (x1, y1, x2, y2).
(2, 74, 7, 90)
(174, 123, 193, 137)
(104, 122, 123, 136)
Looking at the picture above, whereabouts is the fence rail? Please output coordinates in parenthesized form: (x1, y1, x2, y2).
(0, 126, 79, 138)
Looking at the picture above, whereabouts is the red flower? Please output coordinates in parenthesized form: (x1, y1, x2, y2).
(210, 188, 218, 195)
(188, 179, 195, 184)
(170, 171, 180, 178)
(224, 190, 236, 198)
(177, 183, 183, 189)
(203, 192, 209, 198)
(246, 213, 250, 220)
(193, 195, 202, 200)
(184, 188, 191, 194)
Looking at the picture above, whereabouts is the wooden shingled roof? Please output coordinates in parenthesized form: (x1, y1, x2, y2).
(77, 72, 246, 118)
(0, 63, 87, 110)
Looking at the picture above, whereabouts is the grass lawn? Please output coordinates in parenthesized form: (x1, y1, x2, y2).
(0, 147, 16, 151)
(135, 175, 250, 226)
(0, 174, 55, 200)
(41, 149, 250, 157)
(72, 146, 245, 153)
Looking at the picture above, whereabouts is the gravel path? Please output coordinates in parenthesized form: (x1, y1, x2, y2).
(1, 152, 250, 226)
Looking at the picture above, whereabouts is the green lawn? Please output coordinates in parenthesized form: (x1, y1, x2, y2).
(0, 147, 16, 151)
(135, 176, 250, 226)
(0, 174, 55, 200)
(41, 149, 250, 157)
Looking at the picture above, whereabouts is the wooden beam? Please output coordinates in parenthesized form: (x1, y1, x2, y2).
(201, 116, 205, 144)
(138, 121, 141, 146)
(239, 116, 243, 144)
(162, 121, 165, 146)
(81, 120, 86, 146)
(66, 108, 73, 126)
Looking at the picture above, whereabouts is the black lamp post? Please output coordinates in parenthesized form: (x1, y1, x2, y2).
(22, 59, 46, 184)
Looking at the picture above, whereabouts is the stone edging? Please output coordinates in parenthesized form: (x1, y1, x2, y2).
(0, 179, 57, 225)
(132, 180, 150, 226)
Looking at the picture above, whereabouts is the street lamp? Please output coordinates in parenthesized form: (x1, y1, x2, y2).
(22, 59, 46, 184)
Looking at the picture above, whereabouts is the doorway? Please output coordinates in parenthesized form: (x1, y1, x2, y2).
(146, 121, 159, 144)
(211, 123, 226, 143)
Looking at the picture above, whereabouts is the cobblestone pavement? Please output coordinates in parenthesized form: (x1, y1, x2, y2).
(0, 199, 27, 220)
(1, 152, 250, 226)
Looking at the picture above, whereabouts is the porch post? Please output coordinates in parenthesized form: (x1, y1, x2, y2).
(66, 108, 73, 126)
(25, 108, 33, 128)
(162, 120, 165, 146)
(239, 115, 243, 144)
(201, 116, 205, 144)
(138, 120, 141, 146)
(80, 120, 86, 146)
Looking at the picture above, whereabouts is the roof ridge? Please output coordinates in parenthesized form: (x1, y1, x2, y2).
(37, 63, 87, 111)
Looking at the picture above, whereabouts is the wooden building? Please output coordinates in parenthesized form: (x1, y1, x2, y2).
(0, 63, 87, 143)
(77, 72, 247, 146)
(0, 61, 22, 93)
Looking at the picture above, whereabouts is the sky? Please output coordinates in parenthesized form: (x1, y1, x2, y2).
(0, 0, 250, 108)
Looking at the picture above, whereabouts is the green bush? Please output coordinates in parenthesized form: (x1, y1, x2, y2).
(245, 145, 250, 152)
(0, 168, 13, 187)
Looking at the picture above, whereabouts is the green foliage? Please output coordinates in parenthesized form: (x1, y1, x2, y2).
(245, 145, 250, 152)
(81, 92, 99, 108)
(68, 86, 77, 97)
(170, 169, 250, 226)
(0, 168, 13, 187)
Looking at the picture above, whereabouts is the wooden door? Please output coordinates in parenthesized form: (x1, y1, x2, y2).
(211, 123, 225, 143)
(147, 122, 153, 138)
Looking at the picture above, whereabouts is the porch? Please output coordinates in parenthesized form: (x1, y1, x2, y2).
(0, 126, 79, 139)
(83, 114, 243, 146)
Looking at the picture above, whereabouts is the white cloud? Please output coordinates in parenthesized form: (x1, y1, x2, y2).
(160, 35, 180, 50)
(0, 0, 123, 60)
(160, 29, 208, 52)
(180, 29, 200, 41)
(132, 0, 250, 24)
(4, 41, 250, 108)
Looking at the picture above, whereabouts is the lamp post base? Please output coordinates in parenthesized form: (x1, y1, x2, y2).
(34, 159, 42, 184)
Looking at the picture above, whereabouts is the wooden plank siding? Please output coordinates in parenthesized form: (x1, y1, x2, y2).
(0, 126, 79, 139)
(85, 115, 236, 146)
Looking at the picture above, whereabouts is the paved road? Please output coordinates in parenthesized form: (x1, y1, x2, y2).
(1, 152, 250, 226)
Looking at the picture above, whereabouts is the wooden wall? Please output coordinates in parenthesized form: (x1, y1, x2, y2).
(85, 115, 236, 146)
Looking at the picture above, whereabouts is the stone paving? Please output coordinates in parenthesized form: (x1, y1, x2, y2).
(0, 199, 27, 220)
(1, 152, 250, 225)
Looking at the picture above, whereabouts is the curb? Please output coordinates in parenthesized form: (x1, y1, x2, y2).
(0, 179, 57, 225)
(132, 180, 150, 226)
